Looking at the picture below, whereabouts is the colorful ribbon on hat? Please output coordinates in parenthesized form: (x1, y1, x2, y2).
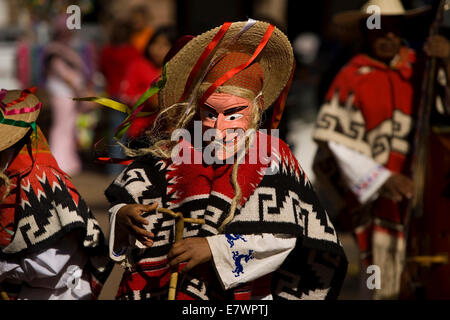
(198, 24, 275, 108)
(114, 65, 167, 140)
(0, 88, 41, 116)
(0, 101, 42, 116)
(72, 66, 167, 165)
(0, 87, 37, 107)
(0, 112, 37, 135)
(0, 102, 39, 167)
(95, 157, 133, 166)
(74, 65, 167, 140)
(0, 88, 44, 173)
(178, 22, 232, 104)
(182, 19, 257, 116)
(0, 88, 40, 139)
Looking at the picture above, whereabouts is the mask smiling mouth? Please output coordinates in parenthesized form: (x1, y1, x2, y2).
(222, 129, 244, 143)
(208, 131, 247, 160)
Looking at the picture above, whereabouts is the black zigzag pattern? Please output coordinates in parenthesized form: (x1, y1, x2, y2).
(201, 194, 233, 235)
(16, 172, 104, 252)
(257, 166, 335, 236)
(317, 90, 367, 141)
(106, 151, 348, 300)
(20, 173, 85, 238)
(175, 197, 210, 235)
(272, 238, 330, 299)
(105, 157, 169, 206)
(178, 275, 209, 300)
(3, 168, 112, 289)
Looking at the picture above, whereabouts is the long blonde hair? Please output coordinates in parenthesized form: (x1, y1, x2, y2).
(0, 172, 11, 204)
(120, 84, 263, 231)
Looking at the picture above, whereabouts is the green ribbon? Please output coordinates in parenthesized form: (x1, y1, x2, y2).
(114, 65, 168, 140)
(0, 223, 14, 236)
(0, 112, 38, 150)
(0, 112, 37, 136)
(134, 64, 168, 112)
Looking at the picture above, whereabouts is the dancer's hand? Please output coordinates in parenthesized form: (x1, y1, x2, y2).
(167, 237, 212, 272)
(380, 173, 414, 202)
(116, 203, 157, 247)
(424, 35, 450, 61)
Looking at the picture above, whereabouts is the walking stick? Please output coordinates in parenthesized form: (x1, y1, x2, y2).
(157, 207, 205, 300)
(404, 0, 447, 240)
(0, 285, 9, 300)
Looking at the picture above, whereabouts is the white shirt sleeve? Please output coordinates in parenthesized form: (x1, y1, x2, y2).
(328, 141, 391, 204)
(206, 233, 296, 291)
(108, 203, 133, 263)
(0, 233, 91, 300)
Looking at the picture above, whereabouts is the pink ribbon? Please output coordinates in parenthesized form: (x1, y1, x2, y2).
(0, 101, 42, 116)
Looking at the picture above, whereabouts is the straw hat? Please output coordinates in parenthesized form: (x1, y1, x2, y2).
(334, 0, 430, 27)
(0, 90, 41, 151)
(159, 20, 294, 111)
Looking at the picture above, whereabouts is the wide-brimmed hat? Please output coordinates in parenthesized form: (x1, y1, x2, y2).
(334, 0, 430, 27)
(159, 20, 294, 111)
(0, 89, 41, 151)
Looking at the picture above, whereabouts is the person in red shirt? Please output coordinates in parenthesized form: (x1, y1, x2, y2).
(100, 20, 142, 100)
(128, 4, 155, 54)
(120, 26, 179, 141)
(312, 0, 429, 299)
(99, 20, 142, 174)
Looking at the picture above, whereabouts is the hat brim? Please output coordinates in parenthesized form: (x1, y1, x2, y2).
(0, 90, 40, 152)
(333, 6, 431, 27)
(159, 20, 294, 111)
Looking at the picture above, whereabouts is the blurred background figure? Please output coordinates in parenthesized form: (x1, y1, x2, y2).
(128, 3, 155, 54)
(99, 19, 141, 175)
(99, 19, 140, 104)
(120, 25, 178, 141)
(97, 1, 172, 174)
(311, 0, 447, 300)
(44, 15, 94, 176)
(121, 25, 178, 105)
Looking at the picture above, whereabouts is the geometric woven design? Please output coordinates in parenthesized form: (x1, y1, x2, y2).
(105, 131, 348, 300)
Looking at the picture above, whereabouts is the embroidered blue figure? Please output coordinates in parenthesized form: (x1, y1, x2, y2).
(232, 250, 254, 277)
(225, 234, 247, 248)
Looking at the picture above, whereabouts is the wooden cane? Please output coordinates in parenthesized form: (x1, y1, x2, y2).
(0, 285, 9, 300)
(157, 208, 205, 300)
(407, 254, 449, 268)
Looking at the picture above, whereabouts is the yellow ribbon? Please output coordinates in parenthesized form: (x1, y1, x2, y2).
(73, 97, 155, 118)
(73, 97, 130, 114)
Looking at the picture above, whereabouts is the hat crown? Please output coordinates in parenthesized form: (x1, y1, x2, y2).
(204, 52, 264, 96)
(159, 20, 294, 111)
(0, 89, 41, 152)
(361, 0, 406, 15)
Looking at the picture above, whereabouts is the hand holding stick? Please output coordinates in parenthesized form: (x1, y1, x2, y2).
(157, 207, 206, 300)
